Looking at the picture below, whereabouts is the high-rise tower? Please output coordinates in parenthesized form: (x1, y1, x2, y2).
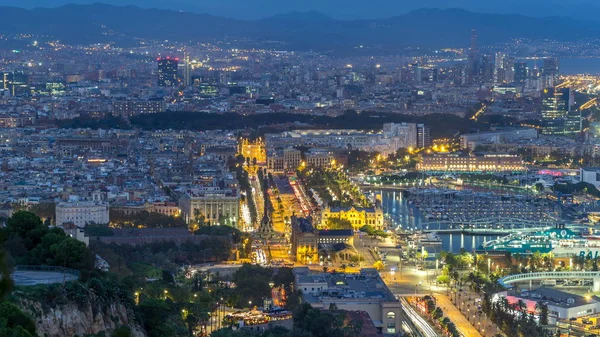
(183, 52, 191, 87)
(157, 57, 179, 87)
(467, 29, 480, 84)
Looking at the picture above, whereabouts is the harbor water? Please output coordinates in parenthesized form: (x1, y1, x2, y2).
(379, 189, 502, 254)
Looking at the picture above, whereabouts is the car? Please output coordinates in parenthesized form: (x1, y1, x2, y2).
(582, 319, 593, 325)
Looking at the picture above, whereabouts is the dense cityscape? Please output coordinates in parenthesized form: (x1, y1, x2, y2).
(5, 2, 600, 337)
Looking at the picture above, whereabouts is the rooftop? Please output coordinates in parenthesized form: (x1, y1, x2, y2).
(508, 287, 600, 308)
(295, 268, 396, 303)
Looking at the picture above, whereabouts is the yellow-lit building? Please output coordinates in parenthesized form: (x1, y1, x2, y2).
(239, 138, 266, 164)
(320, 206, 384, 230)
(291, 216, 319, 264)
(417, 153, 526, 172)
(267, 147, 302, 172)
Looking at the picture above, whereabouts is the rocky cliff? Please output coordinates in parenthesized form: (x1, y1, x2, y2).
(15, 294, 146, 337)
(13, 280, 146, 337)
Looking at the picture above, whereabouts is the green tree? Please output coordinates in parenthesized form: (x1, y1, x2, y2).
(6, 211, 48, 250)
(28, 202, 56, 223)
(0, 302, 36, 337)
(49, 237, 88, 269)
(536, 301, 549, 325)
(0, 248, 13, 300)
(139, 298, 174, 337)
(325, 218, 353, 230)
(111, 325, 133, 337)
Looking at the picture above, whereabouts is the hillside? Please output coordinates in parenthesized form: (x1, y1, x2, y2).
(0, 4, 599, 49)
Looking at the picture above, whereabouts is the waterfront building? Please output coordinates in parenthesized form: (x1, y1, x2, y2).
(320, 206, 384, 231)
(55, 201, 109, 227)
(497, 287, 600, 324)
(417, 153, 526, 172)
(580, 167, 600, 189)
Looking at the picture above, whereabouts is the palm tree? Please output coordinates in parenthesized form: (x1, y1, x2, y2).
(517, 299, 527, 318)
(500, 297, 510, 312)
(536, 301, 549, 325)
(530, 251, 543, 271)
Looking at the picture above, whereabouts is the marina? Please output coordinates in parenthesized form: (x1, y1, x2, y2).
(378, 188, 587, 255)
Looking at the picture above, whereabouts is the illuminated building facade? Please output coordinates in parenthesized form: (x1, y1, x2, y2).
(179, 187, 240, 227)
(541, 87, 573, 135)
(417, 124, 432, 148)
(417, 153, 526, 172)
(320, 206, 384, 231)
(157, 57, 179, 87)
(267, 147, 301, 172)
(56, 201, 109, 227)
(113, 99, 166, 117)
(305, 149, 335, 168)
(239, 138, 267, 164)
(1, 71, 29, 96)
(291, 216, 319, 264)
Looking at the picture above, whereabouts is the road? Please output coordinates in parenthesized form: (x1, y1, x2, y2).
(454, 287, 505, 337)
(377, 246, 501, 337)
(435, 295, 483, 337)
(400, 298, 439, 337)
(250, 175, 264, 224)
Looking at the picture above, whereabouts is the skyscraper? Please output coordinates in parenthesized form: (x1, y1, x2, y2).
(157, 57, 179, 87)
(183, 52, 191, 87)
(1, 71, 29, 96)
(514, 62, 528, 84)
(417, 124, 431, 148)
(467, 29, 479, 84)
(493, 52, 505, 83)
(542, 57, 559, 77)
(480, 55, 494, 83)
(502, 57, 515, 84)
(541, 87, 571, 134)
(542, 57, 559, 87)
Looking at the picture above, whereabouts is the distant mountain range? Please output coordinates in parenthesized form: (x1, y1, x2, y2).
(0, 4, 599, 50)
(4, 0, 600, 22)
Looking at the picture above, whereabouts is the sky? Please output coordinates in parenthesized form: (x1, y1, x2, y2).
(0, 0, 597, 20)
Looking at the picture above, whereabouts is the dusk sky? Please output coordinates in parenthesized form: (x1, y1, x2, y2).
(1, 0, 599, 20)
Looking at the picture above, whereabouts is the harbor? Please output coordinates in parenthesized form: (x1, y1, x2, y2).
(378, 187, 592, 255)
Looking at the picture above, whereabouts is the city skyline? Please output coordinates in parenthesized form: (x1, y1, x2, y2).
(2, 2, 600, 337)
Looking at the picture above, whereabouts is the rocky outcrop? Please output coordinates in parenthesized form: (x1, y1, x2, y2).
(16, 299, 146, 337)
